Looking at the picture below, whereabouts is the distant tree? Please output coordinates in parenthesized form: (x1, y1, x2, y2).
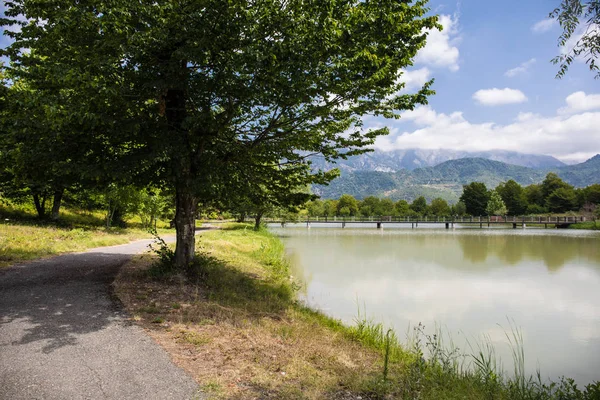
(546, 187, 578, 212)
(410, 196, 428, 215)
(541, 173, 572, 200)
(430, 197, 450, 216)
(460, 182, 490, 216)
(583, 184, 600, 204)
(524, 184, 546, 208)
(395, 200, 411, 216)
(337, 194, 359, 217)
(550, 0, 600, 78)
(306, 200, 325, 218)
(526, 204, 548, 215)
(375, 198, 396, 216)
(486, 190, 508, 216)
(323, 200, 339, 218)
(496, 180, 528, 216)
(359, 196, 380, 217)
(452, 201, 467, 217)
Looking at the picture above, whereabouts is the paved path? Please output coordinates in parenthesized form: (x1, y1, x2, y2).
(0, 238, 202, 400)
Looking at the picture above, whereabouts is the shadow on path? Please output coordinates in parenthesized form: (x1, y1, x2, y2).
(0, 238, 201, 400)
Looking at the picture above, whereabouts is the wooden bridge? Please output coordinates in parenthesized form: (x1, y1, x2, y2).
(264, 215, 588, 229)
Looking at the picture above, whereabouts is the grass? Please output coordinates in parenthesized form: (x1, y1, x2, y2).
(0, 203, 173, 267)
(569, 220, 600, 230)
(114, 223, 600, 399)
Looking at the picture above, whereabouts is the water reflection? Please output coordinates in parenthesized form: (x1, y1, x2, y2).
(273, 227, 600, 385)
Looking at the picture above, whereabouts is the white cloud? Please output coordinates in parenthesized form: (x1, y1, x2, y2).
(532, 18, 557, 33)
(415, 14, 460, 72)
(473, 88, 528, 106)
(373, 92, 600, 163)
(397, 68, 431, 91)
(559, 91, 600, 114)
(504, 58, 536, 77)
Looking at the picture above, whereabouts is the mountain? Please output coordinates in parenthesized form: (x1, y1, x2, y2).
(314, 156, 600, 202)
(557, 155, 600, 187)
(310, 149, 566, 172)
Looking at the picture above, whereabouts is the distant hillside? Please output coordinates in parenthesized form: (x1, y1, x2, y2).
(557, 155, 600, 187)
(309, 149, 566, 172)
(313, 156, 600, 202)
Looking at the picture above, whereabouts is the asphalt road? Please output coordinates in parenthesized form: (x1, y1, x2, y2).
(0, 238, 202, 400)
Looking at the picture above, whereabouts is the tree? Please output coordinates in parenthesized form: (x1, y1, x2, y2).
(337, 194, 359, 217)
(486, 190, 507, 216)
(410, 196, 428, 215)
(323, 200, 338, 218)
(3, 0, 439, 269)
(551, 0, 600, 78)
(541, 173, 572, 200)
(583, 183, 600, 204)
(546, 187, 578, 212)
(496, 180, 528, 216)
(451, 201, 467, 217)
(430, 197, 450, 216)
(359, 196, 380, 217)
(524, 184, 546, 209)
(375, 198, 396, 216)
(460, 182, 490, 216)
(306, 200, 325, 218)
(395, 200, 411, 216)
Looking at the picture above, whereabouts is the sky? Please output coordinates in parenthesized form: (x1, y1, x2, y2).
(1, 1, 598, 164)
(368, 0, 600, 164)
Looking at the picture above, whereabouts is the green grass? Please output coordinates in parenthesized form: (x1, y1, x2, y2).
(569, 221, 600, 230)
(0, 203, 174, 267)
(117, 223, 600, 399)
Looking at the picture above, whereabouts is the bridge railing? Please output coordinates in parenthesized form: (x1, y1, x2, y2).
(262, 215, 587, 224)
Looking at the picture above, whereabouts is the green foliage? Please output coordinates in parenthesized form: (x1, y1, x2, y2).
(429, 197, 450, 216)
(395, 200, 411, 216)
(337, 194, 359, 217)
(551, 0, 600, 79)
(546, 187, 578, 213)
(460, 182, 490, 216)
(542, 173, 573, 200)
(410, 196, 428, 215)
(2, 0, 439, 268)
(451, 201, 467, 216)
(497, 180, 528, 216)
(486, 190, 507, 216)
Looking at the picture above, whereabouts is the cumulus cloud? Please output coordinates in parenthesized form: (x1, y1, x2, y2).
(473, 88, 528, 106)
(505, 58, 536, 77)
(532, 18, 557, 33)
(415, 14, 460, 72)
(559, 91, 600, 114)
(397, 68, 431, 91)
(372, 92, 600, 163)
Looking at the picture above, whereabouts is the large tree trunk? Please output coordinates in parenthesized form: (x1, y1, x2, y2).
(174, 183, 197, 269)
(51, 188, 64, 220)
(32, 194, 46, 219)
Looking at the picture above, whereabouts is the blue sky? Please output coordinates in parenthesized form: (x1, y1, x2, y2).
(1, 1, 598, 163)
(370, 0, 600, 163)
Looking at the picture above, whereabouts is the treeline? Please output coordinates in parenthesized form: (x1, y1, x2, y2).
(303, 173, 600, 218)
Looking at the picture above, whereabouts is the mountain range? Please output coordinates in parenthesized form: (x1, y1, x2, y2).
(313, 152, 600, 203)
(309, 149, 567, 172)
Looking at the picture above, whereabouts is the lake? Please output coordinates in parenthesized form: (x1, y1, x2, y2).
(270, 224, 600, 385)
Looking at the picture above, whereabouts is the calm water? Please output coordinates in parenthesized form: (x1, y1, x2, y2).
(270, 224, 600, 385)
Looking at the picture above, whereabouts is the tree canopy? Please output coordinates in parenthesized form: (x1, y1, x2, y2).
(551, 0, 600, 78)
(2, 0, 439, 268)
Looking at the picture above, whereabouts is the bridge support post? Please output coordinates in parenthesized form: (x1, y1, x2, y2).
(342, 222, 346, 229)
(522, 223, 526, 229)
(411, 223, 414, 229)
(513, 223, 517, 229)
(445, 222, 449, 229)
(377, 222, 382, 229)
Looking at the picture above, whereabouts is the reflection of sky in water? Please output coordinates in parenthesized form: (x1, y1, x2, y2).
(272, 227, 600, 385)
